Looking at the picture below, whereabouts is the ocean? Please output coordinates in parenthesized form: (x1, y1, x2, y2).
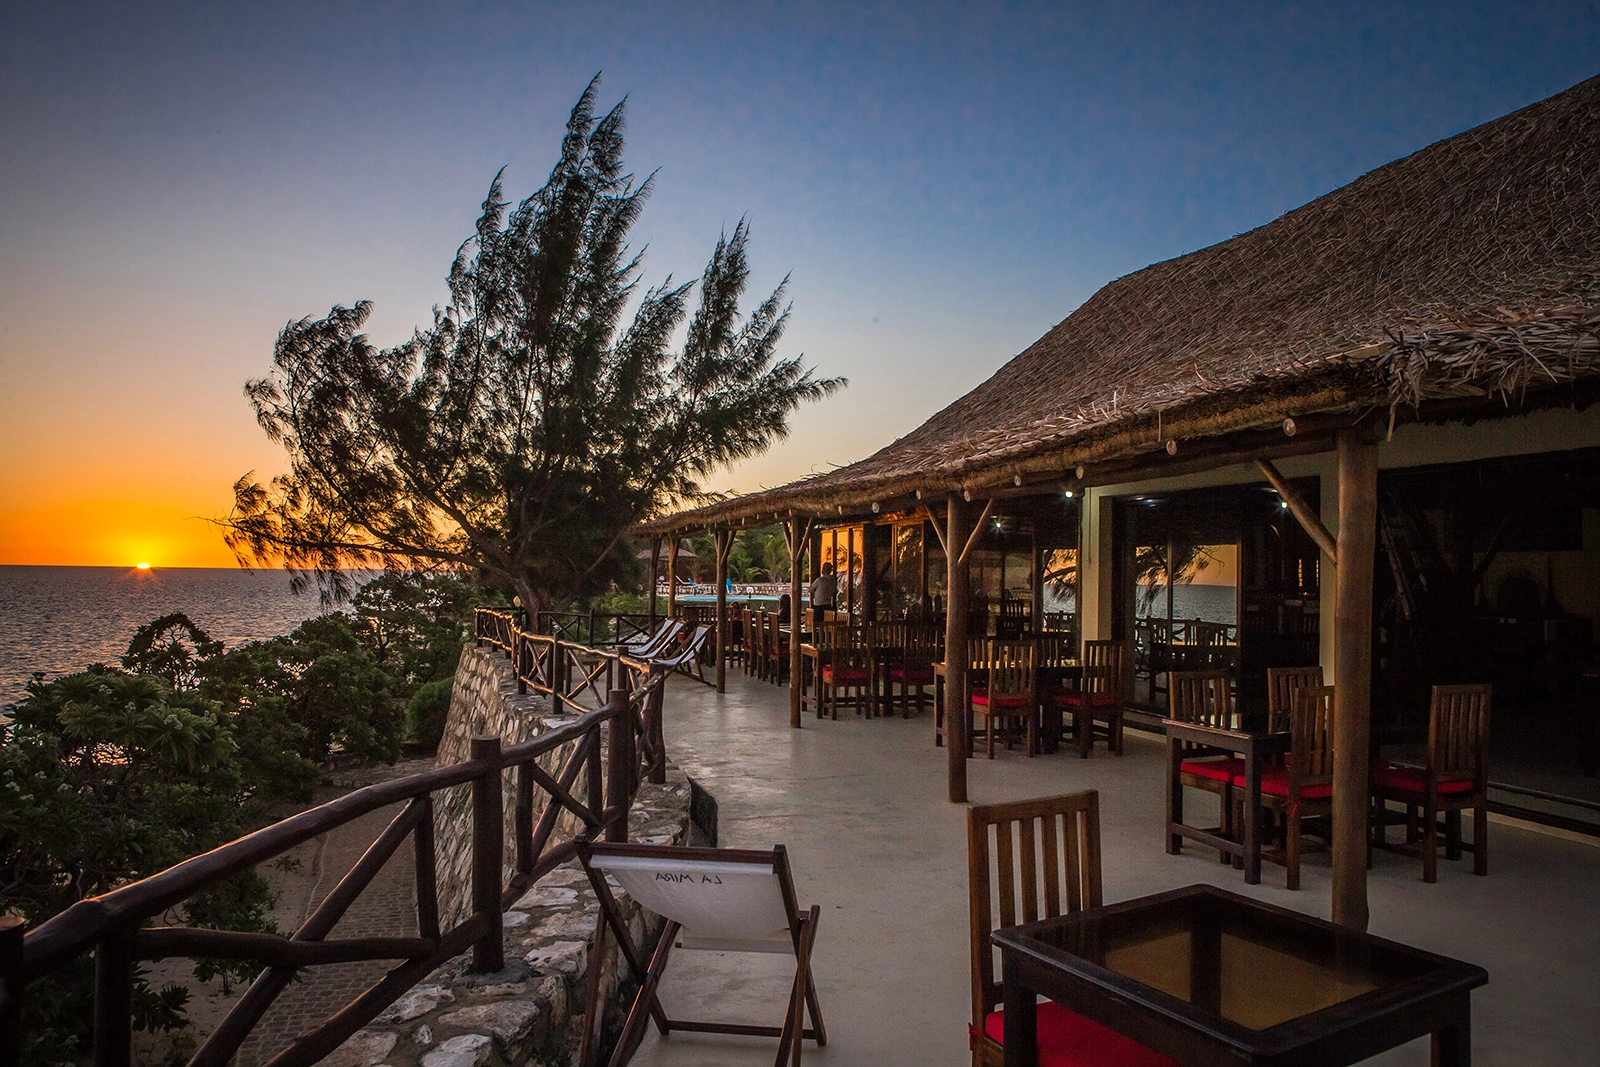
(0, 566, 339, 706)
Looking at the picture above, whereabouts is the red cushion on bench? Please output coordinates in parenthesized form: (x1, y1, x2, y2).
(1050, 690, 1120, 708)
(971, 690, 1029, 708)
(1372, 765, 1476, 795)
(1180, 757, 1244, 783)
(1233, 767, 1332, 800)
(890, 665, 936, 684)
(982, 1002, 1181, 1067)
(822, 667, 870, 683)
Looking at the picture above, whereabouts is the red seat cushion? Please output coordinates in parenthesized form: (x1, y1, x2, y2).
(822, 667, 870, 683)
(1180, 756, 1244, 783)
(890, 665, 935, 684)
(1232, 767, 1332, 800)
(1050, 690, 1120, 708)
(971, 689, 1029, 708)
(1372, 764, 1476, 795)
(981, 1002, 1181, 1067)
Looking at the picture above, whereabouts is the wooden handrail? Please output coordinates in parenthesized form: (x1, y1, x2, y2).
(9, 616, 670, 1067)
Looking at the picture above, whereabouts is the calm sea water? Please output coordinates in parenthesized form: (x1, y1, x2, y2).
(0, 566, 339, 706)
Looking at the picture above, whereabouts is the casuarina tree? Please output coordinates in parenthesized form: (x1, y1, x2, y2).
(226, 76, 842, 613)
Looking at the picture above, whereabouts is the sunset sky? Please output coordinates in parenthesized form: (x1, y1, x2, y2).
(3, 2, 1597, 567)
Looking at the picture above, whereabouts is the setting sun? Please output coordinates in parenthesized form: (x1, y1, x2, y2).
(136, 562, 151, 570)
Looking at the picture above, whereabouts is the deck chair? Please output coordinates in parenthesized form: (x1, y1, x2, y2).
(576, 839, 826, 1067)
(967, 792, 1178, 1067)
(620, 618, 685, 659)
(656, 624, 714, 685)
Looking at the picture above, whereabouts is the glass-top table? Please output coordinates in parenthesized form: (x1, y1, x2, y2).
(992, 884, 1486, 1066)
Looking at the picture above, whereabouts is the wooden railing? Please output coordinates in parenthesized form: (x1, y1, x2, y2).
(535, 610, 653, 647)
(1, 610, 671, 1067)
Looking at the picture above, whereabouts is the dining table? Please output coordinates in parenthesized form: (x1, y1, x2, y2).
(1163, 713, 1290, 884)
(994, 883, 1486, 1067)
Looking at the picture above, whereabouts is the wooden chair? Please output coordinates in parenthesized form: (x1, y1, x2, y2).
(577, 839, 825, 1067)
(658, 625, 714, 685)
(741, 607, 758, 677)
(816, 623, 872, 719)
(886, 624, 940, 717)
(1166, 669, 1241, 861)
(1250, 686, 1335, 890)
(967, 792, 1178, 1067)
(971, 639, 1035, 757)
(1267, 665, 1324, 734)
(766, 610, 790, 685)
(1049, 639, 1126, 757)
(1371, 683, 1491, 882)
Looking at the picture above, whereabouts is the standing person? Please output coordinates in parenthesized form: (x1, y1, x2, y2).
(808, 562, 837, 621)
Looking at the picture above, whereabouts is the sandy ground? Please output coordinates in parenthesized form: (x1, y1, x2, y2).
(134, 759, 435, 1065)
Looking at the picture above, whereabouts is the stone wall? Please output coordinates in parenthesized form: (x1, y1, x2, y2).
(322, 644, 706, 1067)
(432, 645, 599, 931)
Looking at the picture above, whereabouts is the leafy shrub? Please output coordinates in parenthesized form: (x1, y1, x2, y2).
(406, 676, 455, 752)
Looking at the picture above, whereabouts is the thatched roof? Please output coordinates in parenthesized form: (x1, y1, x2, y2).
(651, 75, 1600, 533)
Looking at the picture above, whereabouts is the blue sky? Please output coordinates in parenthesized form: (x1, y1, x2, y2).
(2, 0, 1597, 563)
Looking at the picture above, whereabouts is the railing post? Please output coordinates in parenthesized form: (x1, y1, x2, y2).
(0, 915, 24, 1067)
(93, 927, 134, 1067)
(515, 762, 535, 876)
(647, 664, 667, 785)
(470, 735, 505, 974)
(515, 633, 528, 696)
(605, 690, 633, 843)
(587, 710, 605, 825)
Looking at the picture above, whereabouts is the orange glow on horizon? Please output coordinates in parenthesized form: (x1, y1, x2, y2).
(0, 496, 243, 568)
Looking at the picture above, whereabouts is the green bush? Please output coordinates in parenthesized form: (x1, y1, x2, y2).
(406, 676, 455, 752)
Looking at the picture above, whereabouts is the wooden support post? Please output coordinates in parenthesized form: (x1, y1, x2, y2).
(1333, 431, 1378, 932)
(648, 535, 661, 628)
(715, 528, 730, 694)
(470, 735, 505, 973)
(945, 494, 970, 803)
(666, 536, 680, 620)
(0, 915, 23, 1067)
(604, 690, 633, 842)
(93, 927, 134, 1067)
(787, 518, 811, 729)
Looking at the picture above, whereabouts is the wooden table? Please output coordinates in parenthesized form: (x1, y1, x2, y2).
(1163, 716, 1290, 884)
(994, 884, 1486, 1067)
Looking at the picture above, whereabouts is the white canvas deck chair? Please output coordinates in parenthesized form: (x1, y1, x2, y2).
(576, 839, 826, 1067)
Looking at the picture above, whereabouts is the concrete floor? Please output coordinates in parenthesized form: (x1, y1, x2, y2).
(629, 673, 1600, 1067)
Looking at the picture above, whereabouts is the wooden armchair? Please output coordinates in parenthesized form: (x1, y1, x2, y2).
(1251, 685, 1335, 890)
(1165, 669, 1241, 861)
(1371, 683, 1491, 882)
(971, 639, 1035, 757)
(1050, 639, 1126, 757)
(967, 792, 1177, 1067)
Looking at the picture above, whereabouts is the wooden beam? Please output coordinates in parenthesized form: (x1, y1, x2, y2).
(647, 536, 661, 628)
(945, 494, 970, 803)
(959, 498, 995, 566)
(714, 529, 730, 694)
(924, 506, 950, 555)
(1332, 430, 1378, 932)
(786, 518, 812, 729)
(1255, 458, 1339, 563)
(665, 536, 680, 619)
